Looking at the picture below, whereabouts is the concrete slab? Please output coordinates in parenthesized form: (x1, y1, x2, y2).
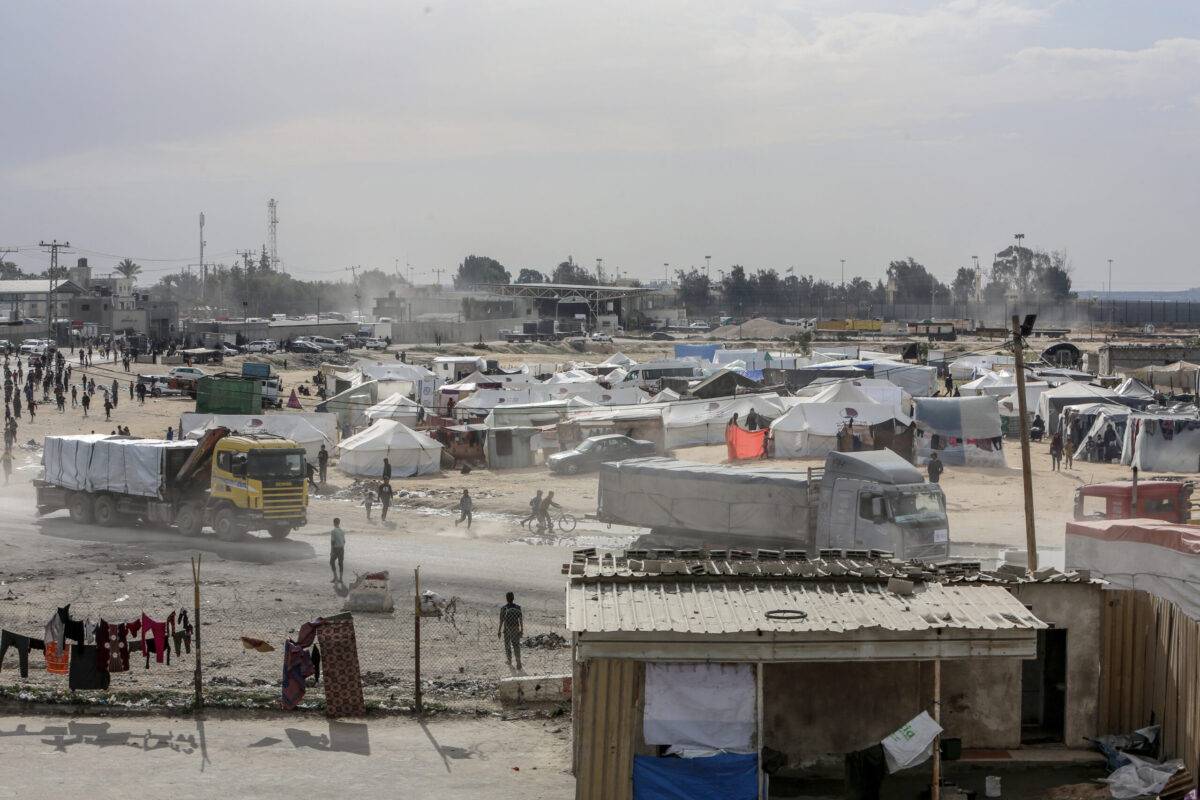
(498, 674, 572, 705)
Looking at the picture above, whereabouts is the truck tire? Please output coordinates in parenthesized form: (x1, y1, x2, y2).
(175, 503, 203, 537)
(267, 524, 292, 540)
(213, 507, 241, 542)
(92, 495, 120, 527)
(68, 492, 94, 524)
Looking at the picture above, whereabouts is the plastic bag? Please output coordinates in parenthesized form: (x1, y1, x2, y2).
(1101, 753, 1183, 800)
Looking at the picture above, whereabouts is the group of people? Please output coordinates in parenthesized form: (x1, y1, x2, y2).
(521, 489, 560, 533)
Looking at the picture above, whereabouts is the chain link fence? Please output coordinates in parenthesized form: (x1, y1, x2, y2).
(0, 576, 570, 709)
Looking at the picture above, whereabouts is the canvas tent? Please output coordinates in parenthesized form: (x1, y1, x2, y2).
(771, 384, 911, 458)
(336, 420, 442, 478)
(1122, 413, 1200, 473)
(948, 355, 1016, 381)
(795, 378, 909, 418)
(180, 413, 335, 461)
(316, 379, 380, 431)
(1115, 377, 1156, 400)
(662, 394, 787, 449)
(1133, 361, 1200, 395)
(1071, 405, 1131, 463)
(363, 393, 423, 425)
(1036, 383, 1124, 435)
(361, 362, 439, 409)
(913, 395, 1005, 467)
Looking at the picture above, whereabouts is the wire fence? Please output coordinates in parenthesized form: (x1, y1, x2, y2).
(0, 577, 570, 710)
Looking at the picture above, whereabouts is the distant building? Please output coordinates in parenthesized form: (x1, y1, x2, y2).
(0, 279, 85, 323)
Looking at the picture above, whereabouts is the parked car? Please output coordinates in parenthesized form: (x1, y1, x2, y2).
(135, 374, 179, 398)
(688, 321, 712, 331)
(215, 343, 241, 356)
(307, 336, 347, 353)
(0, 339, 12, 352)
(245, 340, 277, 353)
(168, 366, 207, 384)
(19, 339, 51, 356)
(363, 338, 388, 350)
(649, 331, 675, 341)
(287, 340, 323, 354)
(591, 332, 613, 343)
(546, 434, 656, 475)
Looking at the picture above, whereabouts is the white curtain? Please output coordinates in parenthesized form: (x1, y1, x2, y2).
(643, 663, 755, 750)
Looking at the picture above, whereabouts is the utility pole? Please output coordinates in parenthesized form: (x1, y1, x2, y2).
(346, 266, 363, 320)
(704, 255, 711, 278)
(664, 262, 669, 286)
(840, 258, 845, 288)
(1011, 313, 1039, 570)
(39, 239, 70, 342)
(197, 212, 205, 281)
(433, 267, 442, 288)
(1013, 233, 1025, 302)
(267, 199, 281, 272)
(595, 257, 604, 284)
(236, 250, 255, 271)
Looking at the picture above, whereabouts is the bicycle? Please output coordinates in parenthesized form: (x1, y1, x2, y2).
(519, 512, 577, 534)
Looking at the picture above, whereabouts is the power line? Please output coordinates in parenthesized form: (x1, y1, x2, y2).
(39, 239, 71, 341)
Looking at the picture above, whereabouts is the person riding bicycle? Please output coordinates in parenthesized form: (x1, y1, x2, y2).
(522, 490, 544, 530)
(538, 490, 561, 533)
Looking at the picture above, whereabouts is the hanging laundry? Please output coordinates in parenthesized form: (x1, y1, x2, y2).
(139, 612, 176, 667)
(172, 610, 193, 657)
(316, 613, 365, 718)
(0, 630, 45, 679)
(68, 645, 110, 691)
(44, 605, 69, 650)
(44, 641, 70, 675)
(96, 621, 130, 673)
(281, 619, 323, 710)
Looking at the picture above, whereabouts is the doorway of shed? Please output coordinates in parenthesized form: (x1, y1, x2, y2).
(1021, 628, 1067, 744)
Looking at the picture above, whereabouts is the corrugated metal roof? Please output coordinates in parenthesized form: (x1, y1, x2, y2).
(567, 580, 1045, 636)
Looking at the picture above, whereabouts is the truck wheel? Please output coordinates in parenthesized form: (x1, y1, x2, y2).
(92, 495, 119, 527)
(267, 524, 291, 540)
(213, 507, 241, 542)
(175, 503, 203, 537)
(68, 493, 94, 524)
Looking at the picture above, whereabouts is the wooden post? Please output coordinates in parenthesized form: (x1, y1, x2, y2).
(932, 658, 942, 800)
(1011, 314, 1039, 570)
(757, 661, 765, 800)
(414, 566, 423, 715)
(191, 554, 203, 710)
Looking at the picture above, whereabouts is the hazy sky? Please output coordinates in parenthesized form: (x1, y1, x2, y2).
(2, 1, 1198, 291)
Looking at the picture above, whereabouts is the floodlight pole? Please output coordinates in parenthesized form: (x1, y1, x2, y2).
(1011, 314, 1038, 570)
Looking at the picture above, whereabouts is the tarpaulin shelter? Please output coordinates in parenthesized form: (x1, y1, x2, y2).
(363, 392, 423, 425)
(316, 379, 380, 432)
(762, 365, 868, 391)
(1133, 361, 1200, 395)
(1122, 413, 1200, 473)
(725, 423, 767, 461)
(361, 361, 439, 409)
(1070, 405, 1131, 463)
(558, 406, 667, 453)
(1115, 377, 1156, 400)
(336, 420, 442, 477)
(673, 343, 722, 362)
(948, 355, 1016, 380)
(690, 369, 763, 399)
(913, 395, 1005, 467)
(771, 385, 910, 458)
(662, 395, 786, 449)
(603, 352, 636, 367)
(795, 378, 909, 418)
(1067, 519, 1200, 618)
(1036, 383, 1125, 435)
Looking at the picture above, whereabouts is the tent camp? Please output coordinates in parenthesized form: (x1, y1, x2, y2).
(337, 420, 443, 478)
(1115, 377, 1156, 400)
(316, 379, 380, 432)
(796, 378, 909, 417)
(1036, 383, 1137, 435)
(772, 384, 911, 458)
(1122, 413, 1200, 473)
(662, 395, 787, 449)
(948, 355, 1016, 381)
(913, 395, 1005, 467)
(179, 412, 337, 461)
(1070, 405, 1131, 463)
(360, 362, 439, 408)
(1133, 361, 1200, 395)
(363, 393, 423, 425)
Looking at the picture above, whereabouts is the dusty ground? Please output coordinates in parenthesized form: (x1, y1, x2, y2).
(0, 713, 573, 799)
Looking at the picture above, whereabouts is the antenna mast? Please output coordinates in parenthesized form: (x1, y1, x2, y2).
(267, 199, 280, 272)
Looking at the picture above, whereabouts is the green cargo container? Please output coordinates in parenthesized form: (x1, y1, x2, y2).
(196, 374, 263, 415)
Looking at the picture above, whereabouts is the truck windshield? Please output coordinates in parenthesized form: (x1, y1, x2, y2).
(249, 451, 305, 479)
(889, 491, 946, 524)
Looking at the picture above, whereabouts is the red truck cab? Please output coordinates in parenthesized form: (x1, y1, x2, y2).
(1074, 480, 1193, 524)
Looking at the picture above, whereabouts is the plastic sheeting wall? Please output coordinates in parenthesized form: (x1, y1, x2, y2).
(1122, 415, 1200, 472)
(913, 396, 1005, 467)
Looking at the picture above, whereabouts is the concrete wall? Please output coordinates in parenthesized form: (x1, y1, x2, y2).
(1010, 582, 1103, 746)
(763, 658, 1021, 764)
(1099, 345, 1200, 375)
(389, 316, 529, 344)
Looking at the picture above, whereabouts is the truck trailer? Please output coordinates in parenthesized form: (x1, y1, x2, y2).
(35, 428, 308, 540)
(596, 449, 950, 559)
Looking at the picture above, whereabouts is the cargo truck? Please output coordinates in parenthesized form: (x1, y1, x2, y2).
(34, 427, 308, 540)
(596, 449, 950, 558)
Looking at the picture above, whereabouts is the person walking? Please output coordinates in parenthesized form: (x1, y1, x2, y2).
(111, 378, 119, 408)
(497, 591, 524, 671)
(103, 396, 112, 420)
(1, 448, 12, 485)
(377, 480, 393, 522)
(71, 385, 77, 408)
(1064, 432, 1075, 470)
(166, 426, 174, 441)
(454, 489, 473, 529)
(381, 457, 392, 482)
(128, 381, 134, 401)
(79, 393, 88, 418)
(521, 490, 543, 530)
(363, 485, 375, 521)
(317, 444, 329, 484)
(329, 517, 346, 583)
(927, 451, 944, 484)
(1050, 431, 1063, 472)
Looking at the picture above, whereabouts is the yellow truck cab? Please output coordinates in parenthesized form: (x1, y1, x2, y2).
(209, 434, 308, 538)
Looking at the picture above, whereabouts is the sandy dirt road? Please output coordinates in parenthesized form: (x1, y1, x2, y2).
(0, 713, 573, 800)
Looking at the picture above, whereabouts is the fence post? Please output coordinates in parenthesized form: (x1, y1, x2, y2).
(191, 554, 203, 710)
(414, 566, 423, 715)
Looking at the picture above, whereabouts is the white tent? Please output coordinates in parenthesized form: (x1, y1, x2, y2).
(662, 395, 788, 449)
(544, 369, 598, 385)
(913, 395, 1005, 467)
(603, 352, 635, 367)
(996, 383, 1052, 417)
(1115, 378, 1156, 399)
(364, 392, 423, 425)
(1122, 413, 1200, 472)
(949, 355, 1016, 380)
(336, 420, 442, 478)
(1036, 383, 1121, 434)
(649, 388, 682, 403)
(773, 386, 909, 458)
(959, 372, 1011, 396)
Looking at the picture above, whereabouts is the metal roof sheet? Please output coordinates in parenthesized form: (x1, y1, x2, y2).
(567, 579, 1045, 636)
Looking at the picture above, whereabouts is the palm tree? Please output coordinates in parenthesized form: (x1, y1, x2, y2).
(115, 258, 142, 279)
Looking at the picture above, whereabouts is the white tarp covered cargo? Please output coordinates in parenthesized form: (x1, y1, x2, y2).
(43, 435, 197, 498)
(180, 412, 337, 461)
(336, 420, 442, 477)
(597, 457, 811, 536)
(913, 395, 1005, 467)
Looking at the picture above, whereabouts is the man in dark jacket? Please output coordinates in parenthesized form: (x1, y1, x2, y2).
(927, 451, 944, 484)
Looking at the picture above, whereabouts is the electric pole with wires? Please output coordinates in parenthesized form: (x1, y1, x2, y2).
(1010, 313, 1039, 570)
(39, 239, 70, 342)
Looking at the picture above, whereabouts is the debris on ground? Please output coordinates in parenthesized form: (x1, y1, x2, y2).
(523, 632, 568, 649)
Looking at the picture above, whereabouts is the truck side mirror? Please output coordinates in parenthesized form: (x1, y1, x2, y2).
(871, 497, 885, 520)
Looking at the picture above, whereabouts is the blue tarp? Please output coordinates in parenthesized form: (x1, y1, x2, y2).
(674, 343, 721, 362)
(744, 369, 764, 382)
(633, 753, 757, 800)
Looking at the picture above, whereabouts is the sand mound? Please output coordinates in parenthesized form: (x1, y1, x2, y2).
(710, 317, 805, 340)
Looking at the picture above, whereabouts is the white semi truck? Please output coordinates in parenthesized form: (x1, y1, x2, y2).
(596, 449, 950, 559)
